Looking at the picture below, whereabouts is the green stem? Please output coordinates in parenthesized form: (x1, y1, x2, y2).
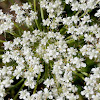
(6, 31, 19, 37)
(39, 0, 46, 31)
(66, 35, 72, 40)
(9, 79, 24, 91)
(45, 63, 48, 80)
(13, 79, 26, 100)
(81, 72, 89, 77)
(75, 10, 81, 16)
(77, 69, 89, 77)
(0, 49, 4, 52)
(14, 23, 22, 36)
(53, 75, 61, 94)
(10, 0, 14, 4)
(11, 76, 15, 80)
(28, 0, 33, 8)
(63, 2, 66, 11)
(39, 0, 44, 20)
(80, 9, 90, 18)
(34, 0, 41, 30)
(73, 71, 84, 80)
(0, 55, 2, 59)
(38, 74, 45, 84)
(14, 79, 24, 88)
(0, 40, 6, 43)
(66, 35, 84, 44)
(66, 38, 75, 44)
(33, 73, 41, 94)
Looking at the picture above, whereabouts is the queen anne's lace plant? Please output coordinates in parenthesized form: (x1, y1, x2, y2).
(0, 0, 100, 100)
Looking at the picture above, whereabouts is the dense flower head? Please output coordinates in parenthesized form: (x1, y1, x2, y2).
(1, 30, 83, 99)
(0, 0, 100, 100)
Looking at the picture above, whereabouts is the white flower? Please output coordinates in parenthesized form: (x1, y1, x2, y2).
(84, 34, 95, 42)
(2, 77, 13, 88)
(71, 16, 79, 24)
(40, 0, 48, 8)
(67, 26, 75, 34)
(67, 47, 77, 55)
(2, 51, 11, 63)
(70, 57, 86, 68)
(22, 3, 31, 9)
(81, 67, 100, 99)
(25, 79, 36, 89)
(71, 1, 79, 11)
(0, 87, 6, 97)
(19, 90, 30, 100)
(95, 9, 100, 17)
(44, 78, 54, 87)
(43, 19, 51, 26)
(13, 69, 23, 79)
(10, 4, 20, 11)
(75, 27, 84, 35)
(65, 0, 73, 4)
(13, 37, 21, 45)
(81, 15, 91, 24)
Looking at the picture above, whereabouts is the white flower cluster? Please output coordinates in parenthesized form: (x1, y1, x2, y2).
(80, 44, 99, 60)
(36, 31, 67, 63)
(10, 3, 38, 26)
(81, 67, 100, 99)
(65, 0, 100, 11)
(95, 9, 100, 17)
(1, 29, 87, 99)
(0, 66, 13, 98)
(0, 10, 14, 34)
(40, 0, 63, 29)
(0, 0, 100, 100)
(79, 24, 100, 61)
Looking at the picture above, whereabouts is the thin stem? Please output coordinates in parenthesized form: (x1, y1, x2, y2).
(13, 79, 26, 100)
(0, 55, 2, 59)
(53, 75, 61, 95)
(6, 31, 19, 37)
(14, 23, 22, 36)
(45, 63, 48, 80)
(0, 40, 6, 43)
(0, 49, 4, 52)
(8, 79, 24, 91)
(39, 0, 44, 20)
(39, 0, 46, 31)
(13, 79, 24, 88)
(34, 0, 36, 11)
(73, 71, 85, 80)
(10, 0, 14, 4)
(28, 0, 33, 9)
(33, 73, 41, 94)
(80, 9, 90, 18)
(34, 0, 41, 30)
(75, 10, 81, 16)
(77, 69, 89, 77)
